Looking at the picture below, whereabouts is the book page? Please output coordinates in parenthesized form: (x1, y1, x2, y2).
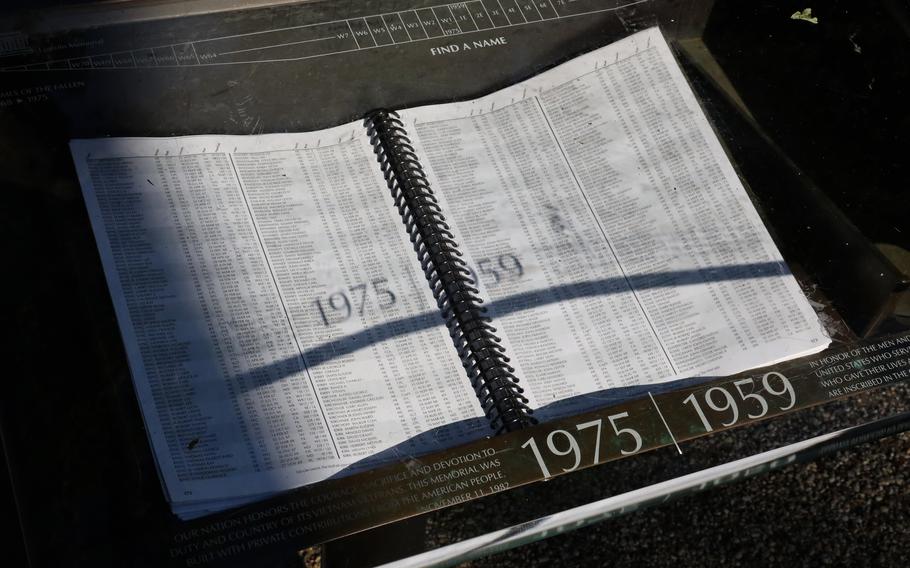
(399, 27, 829, 418)
(70, 124, 484, 517)
(69, 26, 832, 520)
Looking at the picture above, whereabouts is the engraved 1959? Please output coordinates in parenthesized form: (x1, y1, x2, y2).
(466, 253, 523, 288)
(682, 372, 796, 432)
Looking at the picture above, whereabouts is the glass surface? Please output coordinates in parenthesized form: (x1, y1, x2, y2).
(1, 1, 907, 566)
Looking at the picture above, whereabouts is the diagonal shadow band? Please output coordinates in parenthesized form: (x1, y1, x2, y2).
(236, 261, 791, 394)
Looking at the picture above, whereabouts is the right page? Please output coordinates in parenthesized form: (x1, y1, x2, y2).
(399, 27, 829, 418)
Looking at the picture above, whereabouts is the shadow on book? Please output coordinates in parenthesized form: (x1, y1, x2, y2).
(232, 260, 789, 395)
(171, 260, 796, 514)
(326, 374, 717, 480)
(167, 261, 792, 487)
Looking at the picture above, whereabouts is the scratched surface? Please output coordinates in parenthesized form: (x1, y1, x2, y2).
(0, 0, 697, 137)
(0, 1, 658, 72)
(3, 1, 905, 567)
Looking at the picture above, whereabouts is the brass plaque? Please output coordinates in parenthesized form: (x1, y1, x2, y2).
(168, 331, 910, 567)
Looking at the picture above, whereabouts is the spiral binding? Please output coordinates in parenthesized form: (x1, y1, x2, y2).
(364, 109, 537, 434)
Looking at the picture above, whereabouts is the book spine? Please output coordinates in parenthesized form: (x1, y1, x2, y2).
(364, 109, 536, 434)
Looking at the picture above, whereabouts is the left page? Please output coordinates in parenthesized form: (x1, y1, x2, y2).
(70, 124, 485, 518)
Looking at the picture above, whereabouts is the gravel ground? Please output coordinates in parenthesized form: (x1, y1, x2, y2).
(426, 391, 910, 568)
(319, 384, 909, 567)
(466, 430, 909, 567)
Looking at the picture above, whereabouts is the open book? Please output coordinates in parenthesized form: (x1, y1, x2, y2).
(69, 28, 829, 519)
